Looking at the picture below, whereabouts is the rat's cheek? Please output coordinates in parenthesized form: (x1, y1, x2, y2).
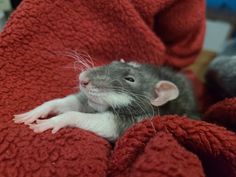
(103, 92, 133, 107)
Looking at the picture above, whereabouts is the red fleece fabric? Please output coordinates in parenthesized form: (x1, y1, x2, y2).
(1, 0, 236, 177)
(204, 98, 236, 132)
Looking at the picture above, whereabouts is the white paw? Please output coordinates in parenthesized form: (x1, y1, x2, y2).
(28, 113, 73, 134)
(13, 100, 60, 125)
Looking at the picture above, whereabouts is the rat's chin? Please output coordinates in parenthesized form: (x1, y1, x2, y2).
(87, 99, 109, 112)
(80, 86, 109, 111)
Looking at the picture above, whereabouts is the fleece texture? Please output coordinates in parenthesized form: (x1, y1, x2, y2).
(1, 0, 236, 177)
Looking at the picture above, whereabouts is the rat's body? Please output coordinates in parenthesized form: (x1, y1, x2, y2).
(205, 40, 236, 100)
(14, 60, 197, 141)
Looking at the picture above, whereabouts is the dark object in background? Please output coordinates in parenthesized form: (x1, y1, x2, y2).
(11, 0, 22, 9)
(205, 39, 236, 100)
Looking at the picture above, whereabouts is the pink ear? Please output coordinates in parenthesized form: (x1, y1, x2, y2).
(151, 80, 179, 107)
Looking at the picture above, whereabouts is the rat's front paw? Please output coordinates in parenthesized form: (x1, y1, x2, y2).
(13, 100, 61, 125)
(28, 112, 75, 134)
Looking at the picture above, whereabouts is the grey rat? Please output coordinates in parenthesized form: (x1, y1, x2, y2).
(14, 60, 197, 141)
(205, 40, 236, 100)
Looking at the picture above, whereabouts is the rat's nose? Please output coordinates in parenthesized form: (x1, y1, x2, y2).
(80, 79, 90, 87)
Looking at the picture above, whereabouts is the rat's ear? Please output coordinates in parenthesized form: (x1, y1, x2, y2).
(151, 80, 179, 107)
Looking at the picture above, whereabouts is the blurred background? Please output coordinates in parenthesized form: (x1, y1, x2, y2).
(0, 0, 236, 81)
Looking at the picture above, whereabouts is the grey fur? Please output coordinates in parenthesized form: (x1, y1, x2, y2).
(205, 40, 236, 99)
(76, 61, 198, 136)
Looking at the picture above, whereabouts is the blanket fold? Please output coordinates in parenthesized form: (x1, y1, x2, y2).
(1, 0, 235, 177)
(109, 116, 236, 177)
(204, 98, 236, 132)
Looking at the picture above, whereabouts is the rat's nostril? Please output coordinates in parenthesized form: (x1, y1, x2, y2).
(80, 80, 90, 87)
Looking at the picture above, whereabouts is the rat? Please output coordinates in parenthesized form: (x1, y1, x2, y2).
(205, 40, 236, 100)
(13, 59, 197, 141)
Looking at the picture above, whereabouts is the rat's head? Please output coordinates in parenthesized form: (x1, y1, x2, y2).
(79, 60, 179, 112)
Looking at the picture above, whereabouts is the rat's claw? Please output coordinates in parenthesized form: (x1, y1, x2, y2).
(13, 103, 54, 124)
(29, 120, 53, 133)
(14, 111, 40, 124)
(28, 113, 72, 134)
(14, 112, 34, 123)
(28, 124, 40, 133)
(52, 127, 60, 134)
(14, 112, 29, 118)
(29, 116, 63, 133)
(24, 117, 39, 125)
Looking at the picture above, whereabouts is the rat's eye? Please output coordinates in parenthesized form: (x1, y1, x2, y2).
(124, 76, 135, 82)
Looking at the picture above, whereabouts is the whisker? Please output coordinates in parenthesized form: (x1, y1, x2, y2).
(76, 51, 95, 68)
(76, 51, 95, 67)
(64, 50, 94, 71)
(109, 87, 152, 115)
(108, 86, 157, 132)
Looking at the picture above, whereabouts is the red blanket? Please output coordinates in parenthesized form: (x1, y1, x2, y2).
(0, 0, 236, 177)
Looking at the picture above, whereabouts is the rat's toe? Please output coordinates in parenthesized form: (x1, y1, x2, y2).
(52, 127, 60, 134)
